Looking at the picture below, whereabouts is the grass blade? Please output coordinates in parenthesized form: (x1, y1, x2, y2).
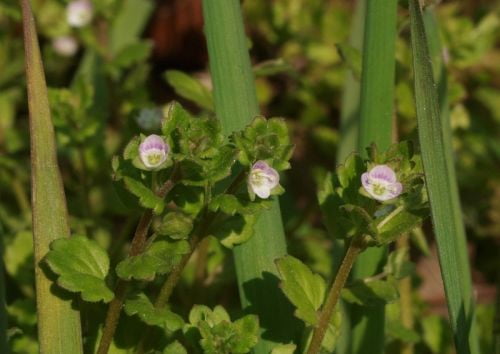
(335, 2, 366, 353)
(202, 1, 299, 352)
(409, 1, 479, 353)
(337, 0, 366, 162)
(19, 0, 83, 352)
(351, 1, 398, 353)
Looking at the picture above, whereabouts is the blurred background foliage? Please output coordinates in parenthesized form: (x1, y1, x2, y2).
(0, 0, 498, 353)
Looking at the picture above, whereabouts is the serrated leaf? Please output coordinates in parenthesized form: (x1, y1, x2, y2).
(44, 236, 113, 303)
(165, 70, 214, 111)
(163, 341, 187, 354)
(162, 101, 192, 138)
(210, 214, 257, 248)
(275, 256, 326, 325)
(231, 116, 293, 171)
(157, 212, 193, 240)
(342, 279, 399, 306)
(123, 177, 165, 214)
(124, 293, 183, 332)
(116, 239, 190, 281)
(187, 305, 259, 354)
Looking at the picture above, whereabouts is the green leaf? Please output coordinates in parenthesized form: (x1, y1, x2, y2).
(187, 305, 259, 354)
(386, 320, 420, 343)
(270, 343, 297, 354)
(162, 101, 192, 138)
(375, 207, 427, 244)
(253, 58, 293, 77)
(210, 214, 257, 248)
(123, 177, 165, 214)
(336, 43, 362, 80)
(124, 293, 183, 332)
(209, 194, 271, 216)
(163, 341, 188, 354)
(275, 256, 326, 325)
(231, 116, 293, 171)
(409, 1, 479, 352)
(116, 239, 190, 281)
(44, 236, 113, 303)
(165, 70, 214, 111)
(342, 279, 399, 306)
(156, 212, 194, 240)
(113, 41, 152, 68)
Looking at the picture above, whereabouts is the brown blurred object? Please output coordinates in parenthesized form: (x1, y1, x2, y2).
(147, 0, 206, 70)
(417, 243, 497, 316)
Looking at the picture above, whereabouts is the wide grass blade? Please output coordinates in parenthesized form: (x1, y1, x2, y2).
(19, 0, 83, 352)
(409, 1, 479, 353)
(351, 1, 398, 353)
(337, 0, 365, 162)
(335, 2, 366, 353)
(202, 1, 298, 352)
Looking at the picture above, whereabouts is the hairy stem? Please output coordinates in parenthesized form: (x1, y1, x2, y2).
(96, 177, 176, 354)
(306, 238, 366, 354)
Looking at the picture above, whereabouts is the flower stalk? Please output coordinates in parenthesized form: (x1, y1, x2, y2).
(306, 237, 367, 354)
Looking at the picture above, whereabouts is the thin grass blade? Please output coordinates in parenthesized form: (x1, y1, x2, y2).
(409, 1, 479, 353)
(202, 1, 299, 352)
(19, 0, 83, 352)
(351, 1, 398, 353)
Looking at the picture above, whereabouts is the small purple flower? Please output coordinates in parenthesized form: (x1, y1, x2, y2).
(139, 135, 169, 169)
(67, 0, 93, 28)
(248, 161, 279, 199)
(361, 165, 403, 201)
(52, 36, 78, 57)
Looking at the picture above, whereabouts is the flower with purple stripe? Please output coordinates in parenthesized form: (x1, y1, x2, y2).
(248, 161, 279, 199)
(361, 165, 403, 201)
(139, 135, 169, 169)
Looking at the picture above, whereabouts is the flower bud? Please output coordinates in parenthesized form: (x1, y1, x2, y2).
(361, 165, 403, 201)
(52, 36, 78, 57)
(248, 161, 279, 199)
(139, 135, 169, 169)
(67, 0, 93, 28)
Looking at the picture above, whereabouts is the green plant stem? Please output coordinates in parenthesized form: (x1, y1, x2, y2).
(96, 178, 176, 354)
(20, 0, 83, 352)
(202, 1, 295, 351)
(306, 238, 366, 354)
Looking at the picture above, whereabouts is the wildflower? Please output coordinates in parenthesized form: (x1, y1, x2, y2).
(66, 0, 93, 28)
(248, 161, 279, 199)
(139, 135, 169, 169)
(52, 36, 78, 57)
(361, 165, 402, 201)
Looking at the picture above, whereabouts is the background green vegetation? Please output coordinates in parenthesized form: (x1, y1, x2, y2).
(0, 0, 498, 353)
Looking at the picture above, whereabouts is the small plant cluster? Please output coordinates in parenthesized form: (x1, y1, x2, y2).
(43, 102, 293, 353)
(43, 107, 429, 353)
(273, 141, 429, 353)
